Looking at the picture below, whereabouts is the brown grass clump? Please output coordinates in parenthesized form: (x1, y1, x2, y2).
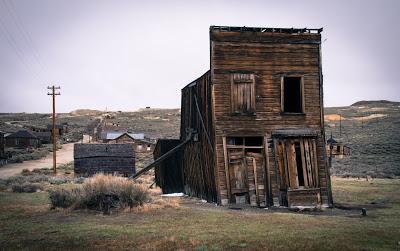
(127, 197, 180, 212)
(11, 182, 43, 193)
(49, 174, 151, 213)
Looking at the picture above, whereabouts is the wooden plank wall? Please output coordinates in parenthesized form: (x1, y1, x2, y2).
(210, 30, 331, 205)
(74, 143, 135, 176)
(154, 139, 184, 194)
(180, 71, 218, 202)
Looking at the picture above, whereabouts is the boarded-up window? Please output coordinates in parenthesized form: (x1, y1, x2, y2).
(275, 138, 319, 190)
(231, 73, 255, 114)
(281, 76, 304, 113)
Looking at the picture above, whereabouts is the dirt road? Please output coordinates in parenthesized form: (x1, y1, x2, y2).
(0, 143, 75, 178)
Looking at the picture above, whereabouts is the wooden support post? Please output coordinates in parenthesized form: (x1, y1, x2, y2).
(263, 135, 272, 206)
(252, 157, 259, 205)
(222, 136, 231, 204)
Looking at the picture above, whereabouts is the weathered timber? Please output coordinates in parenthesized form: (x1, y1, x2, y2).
(74, 143, 135, 176)
(155, 26, 332, 208)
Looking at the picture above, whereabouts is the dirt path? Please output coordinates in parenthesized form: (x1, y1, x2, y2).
(0, 143, 75, 178)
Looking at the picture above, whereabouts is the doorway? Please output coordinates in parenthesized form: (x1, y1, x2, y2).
(225, 136, 267, 206)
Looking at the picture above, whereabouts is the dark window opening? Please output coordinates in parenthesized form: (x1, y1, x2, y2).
(295, 142, 305, 187)
(283, 77, 302, 113)
(245, 137, 263, 146)
(227, 137, 263, 147)
(245, 148, 262, 154)
(227, 137, 243, 145)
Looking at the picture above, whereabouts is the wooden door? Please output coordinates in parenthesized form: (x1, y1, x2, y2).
(245, 152, 265, 206)
(228, 150, 248, 195)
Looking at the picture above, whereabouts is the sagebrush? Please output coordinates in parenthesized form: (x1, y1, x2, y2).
(49, 174, 150, 212)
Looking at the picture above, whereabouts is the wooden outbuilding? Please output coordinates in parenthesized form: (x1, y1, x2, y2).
(102, 131, 155, 153)
(155, 26, 333, 208)
(5, 130, 41, 148)
(326, 136, 351, 158)
(0, 131, 6, 165)
(74, 143, 135, 176)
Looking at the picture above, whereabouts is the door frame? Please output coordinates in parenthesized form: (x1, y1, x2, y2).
(222, 135, 270, 206)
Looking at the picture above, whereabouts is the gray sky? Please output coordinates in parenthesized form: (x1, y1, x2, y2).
(0, 0, 399, 113)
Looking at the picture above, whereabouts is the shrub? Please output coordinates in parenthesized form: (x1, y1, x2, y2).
(48, 188, 80, 209)
(21, 169, 31, 176)
(49, 176, 72, 185)
(32, 168, 53, 175)
(48, 174, 150, 213)
(24, 174, 50, 184)
(12, 182, 42, 193)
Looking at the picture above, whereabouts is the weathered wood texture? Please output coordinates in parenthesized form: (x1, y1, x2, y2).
(180, 71, 218, 202)
(210, 28, 331, 206)
(154, 139, 184, 194)
(74, 143, 135, 176)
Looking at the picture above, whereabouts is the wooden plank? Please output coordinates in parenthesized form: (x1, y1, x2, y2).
(304, 139, 314, 187)
(252, 157, 259, 205)
(280, 76, 284, 112)
(279, 141, 288, 188)
(263, 135, 271, 205)
(299, 139, 309, 188)
(312, 139, 319, 187)
(222, 137, 231, 200)
(286, 140, 298, 189)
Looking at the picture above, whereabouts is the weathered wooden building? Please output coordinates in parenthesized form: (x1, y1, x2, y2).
(155, 26, 332, 208)
(0, 131, 6, 166)
(74, 143, 135, 176)
(326, 136, 351, 158)
(102, 131, 155, 153)
(154, 139, 184, 194)
(5, 130, 41, 148)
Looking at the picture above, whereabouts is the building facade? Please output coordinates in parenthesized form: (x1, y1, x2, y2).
(156, 26, 332, 208)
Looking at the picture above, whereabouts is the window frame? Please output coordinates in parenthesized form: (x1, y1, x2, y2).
(230, 73, 256, 115)
(280, 75, 305, 115)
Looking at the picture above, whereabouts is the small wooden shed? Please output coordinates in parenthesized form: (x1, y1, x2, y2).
(5, 130, 40, 148)
(74, 143, 135, 176)
(155, 26, 333, 208)
(0, 131, 6, 165)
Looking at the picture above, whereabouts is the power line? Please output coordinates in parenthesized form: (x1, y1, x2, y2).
(0, 0, 47, 83)
(2, 0, 49, 76)
(0, 15, 43, 84)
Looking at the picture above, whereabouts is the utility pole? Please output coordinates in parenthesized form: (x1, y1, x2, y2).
(47, 86, 61, 174)
(339, 114, 342, 137)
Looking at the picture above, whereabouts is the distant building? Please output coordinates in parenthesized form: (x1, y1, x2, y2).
(326, 136, 351, 158)
(47, 123, 68, 136)
(5, 130, 40, 148)
(34, 131, 52, 144)
(102, 131, 155, 153)
(0, 131, 6, 165)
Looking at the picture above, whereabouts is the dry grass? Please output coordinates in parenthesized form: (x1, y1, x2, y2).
(49, 174, 151, 212)
(0, 178, 399, 250)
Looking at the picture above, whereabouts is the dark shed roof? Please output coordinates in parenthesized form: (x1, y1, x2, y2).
(5, 130, 38, 139)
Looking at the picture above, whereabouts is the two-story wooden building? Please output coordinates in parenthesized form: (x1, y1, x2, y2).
(155, 26, 333, 208)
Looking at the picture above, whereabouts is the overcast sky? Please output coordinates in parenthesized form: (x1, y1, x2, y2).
(0, 0, 399, 113)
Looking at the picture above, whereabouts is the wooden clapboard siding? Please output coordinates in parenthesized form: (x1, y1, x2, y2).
(180, 71, 218, 202)
(175, 27, 331, 207)
(210, 28, 331, 206)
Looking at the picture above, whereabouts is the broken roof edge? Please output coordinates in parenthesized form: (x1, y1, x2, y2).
(181, 70, 211, 91)
(210, 25, 323, 34)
